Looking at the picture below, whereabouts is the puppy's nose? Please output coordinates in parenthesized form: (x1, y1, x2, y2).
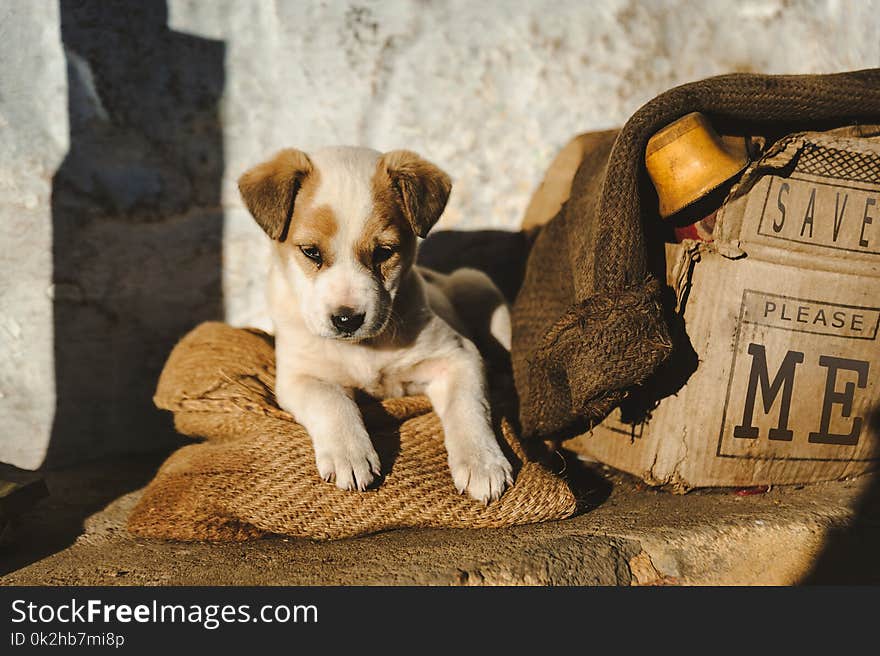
(330, 307, 365, 334)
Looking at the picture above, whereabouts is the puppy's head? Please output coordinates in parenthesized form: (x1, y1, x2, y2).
(239, 146, 451, 341)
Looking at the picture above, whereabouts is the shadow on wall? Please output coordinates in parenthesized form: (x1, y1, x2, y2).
(418, 229, 535, 304)
(46, 0, 226, 468)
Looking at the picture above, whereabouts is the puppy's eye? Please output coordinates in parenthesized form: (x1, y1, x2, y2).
(300, 245, 322, 266)
(373, 245, 395, 264)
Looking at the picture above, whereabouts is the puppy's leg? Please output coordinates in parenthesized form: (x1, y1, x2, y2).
(276, 374, 380, 491)
(423, 343, 513, 503)
(438, 268, 512, 353)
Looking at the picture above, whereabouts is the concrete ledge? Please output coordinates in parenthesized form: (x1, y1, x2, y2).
(1, 452, 878, 585)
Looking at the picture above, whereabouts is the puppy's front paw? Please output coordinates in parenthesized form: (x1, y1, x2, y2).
(448, 440, 514, 504)
(313, 433, 381, 492)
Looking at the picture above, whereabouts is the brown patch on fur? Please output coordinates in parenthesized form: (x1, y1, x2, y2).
(377, 150, 452, 238)
(238, 149, 315, 240)
(288, 203, 339, 276)
(365, 167, 418, 280)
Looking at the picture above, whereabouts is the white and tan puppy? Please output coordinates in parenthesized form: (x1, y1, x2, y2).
(238, 146, 513, 503)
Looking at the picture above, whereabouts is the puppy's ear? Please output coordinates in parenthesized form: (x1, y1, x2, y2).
(238, 149, 313, 240)
(380, 150, 451, 238)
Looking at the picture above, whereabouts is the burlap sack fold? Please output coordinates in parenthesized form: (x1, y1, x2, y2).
(512, 69, 880, 440)
(128, 322, 577, 541)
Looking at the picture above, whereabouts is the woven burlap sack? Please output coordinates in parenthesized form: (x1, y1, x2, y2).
(128, 323, 576, 541)
(512, 69, 880, 441)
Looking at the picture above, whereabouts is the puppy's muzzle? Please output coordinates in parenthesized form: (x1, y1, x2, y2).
(330, 307, 366, 336)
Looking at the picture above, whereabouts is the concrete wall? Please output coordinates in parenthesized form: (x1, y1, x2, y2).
(1, 2, 67, 470)
(1, 0, 878, 469)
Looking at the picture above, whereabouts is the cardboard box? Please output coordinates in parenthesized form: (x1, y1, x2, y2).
(563, 128, 880, 489)
(521, 131, 617, 230)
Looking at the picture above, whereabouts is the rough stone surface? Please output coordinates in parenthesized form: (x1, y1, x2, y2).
(2, 453, 877, 586)
(1, 0, 879, 469)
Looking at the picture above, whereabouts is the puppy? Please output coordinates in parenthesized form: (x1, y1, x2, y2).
(238, 146, 513, 503)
